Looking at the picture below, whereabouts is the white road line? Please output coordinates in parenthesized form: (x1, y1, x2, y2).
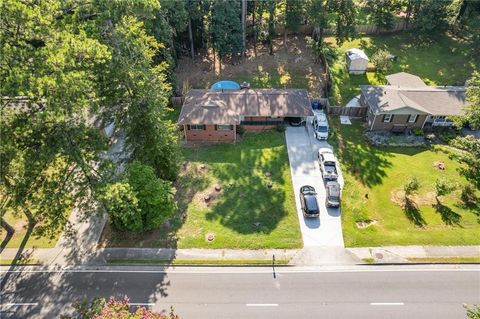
(3, 303, 38, 307)
(246, 303, 279, 307)
(370, 302, 405, 306)
(129, 303, 155, 306)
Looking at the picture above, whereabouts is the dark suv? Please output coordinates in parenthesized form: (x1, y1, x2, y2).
(299, 185, 320, 218)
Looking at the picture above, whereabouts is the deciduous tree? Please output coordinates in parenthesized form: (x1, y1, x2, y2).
(100, 162, 176, 232)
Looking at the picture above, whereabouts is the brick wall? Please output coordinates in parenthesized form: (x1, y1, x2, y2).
(185, 125, 235, 142)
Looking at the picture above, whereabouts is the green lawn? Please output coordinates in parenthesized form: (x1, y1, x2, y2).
(329, 119, 480, 247)
(327, 32, 478, 105)
(1, 211, 59, 249)
(102, 131, 303, 249)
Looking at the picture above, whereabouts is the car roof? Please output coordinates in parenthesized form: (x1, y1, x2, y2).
(304, 195, 319, 211)
(326, 182, 341, 196)
(323, 153, 336, 162)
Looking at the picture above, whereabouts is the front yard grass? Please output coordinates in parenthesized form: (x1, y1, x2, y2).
(1, 211, 59, 249)
(330, 120, 480, 247)
(327, 32, 478, 105)
(101, 131, 303, 249)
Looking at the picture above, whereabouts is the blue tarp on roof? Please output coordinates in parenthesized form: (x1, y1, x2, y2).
(211, 80, 241, 90)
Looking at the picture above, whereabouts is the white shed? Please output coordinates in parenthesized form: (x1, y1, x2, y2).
(345, 48, 369, 75)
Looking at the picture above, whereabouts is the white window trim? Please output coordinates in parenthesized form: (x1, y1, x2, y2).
(383, 114, 393, 123)
(408, 114, 418, 123)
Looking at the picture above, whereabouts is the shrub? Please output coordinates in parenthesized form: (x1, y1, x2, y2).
(412, 127, 424, 136)
(404, 177, 420, 196)
(434, 177, 456, 197)
(275, 123, 287, 132)
(461, 184, 477, 205)
(371, 49, 392, 73)
(101, 162, 176, 232)
(236, 125, 245, 135)
(433, 127, 457, 143)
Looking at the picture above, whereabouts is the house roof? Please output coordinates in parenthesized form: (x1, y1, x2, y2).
(360, 85, 466, 116)
(385, 72, 427, 87)
(345, 48, 369, 61)
(178, 89, 313, 125)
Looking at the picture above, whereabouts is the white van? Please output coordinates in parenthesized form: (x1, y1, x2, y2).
(312, 112, 329, 140)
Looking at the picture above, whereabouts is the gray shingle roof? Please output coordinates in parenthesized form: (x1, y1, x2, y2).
(385, 72, 427, 87)
(360, 85, 466, 116)
(178, 89, 313, 125)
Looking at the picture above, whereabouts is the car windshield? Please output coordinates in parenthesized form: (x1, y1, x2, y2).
(316, 125, 328, 133)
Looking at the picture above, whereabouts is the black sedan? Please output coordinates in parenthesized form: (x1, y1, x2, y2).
(299, 185, 319, 218)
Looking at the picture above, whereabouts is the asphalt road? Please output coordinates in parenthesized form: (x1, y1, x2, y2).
(1, 267, 479, 319)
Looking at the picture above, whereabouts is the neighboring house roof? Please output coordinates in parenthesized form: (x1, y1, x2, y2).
(361, 85, 466, 116)
(178, 89, 313, 125)
(386, 72, 427, 87)
(345, 48, 369, 61)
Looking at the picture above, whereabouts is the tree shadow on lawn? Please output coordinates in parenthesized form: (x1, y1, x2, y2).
(205, 134, 290, 235)
(434, 198, 462, 226)
(335, 128, 393, 188)
(404, 197, 427, 227)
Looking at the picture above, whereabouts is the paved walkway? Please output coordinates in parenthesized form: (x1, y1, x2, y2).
(348, 245, 480, 263)
(2, 245, 479, 266)
(285, 122, 344, 247)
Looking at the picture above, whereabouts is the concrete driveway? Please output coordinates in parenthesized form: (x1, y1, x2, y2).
(285, 121, 345, 247)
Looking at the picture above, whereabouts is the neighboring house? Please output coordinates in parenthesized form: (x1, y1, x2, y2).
(345, 48, 369, 75)
(360, 72, 466, 132)
(177, 88, 313, 142)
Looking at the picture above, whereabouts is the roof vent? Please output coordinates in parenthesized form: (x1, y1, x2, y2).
(240, 81, 250, 89)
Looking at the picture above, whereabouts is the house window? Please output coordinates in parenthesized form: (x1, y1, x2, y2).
(188, 124, 206, 130)
(383, 114, 393, 123)
(408, 114, 418, 123)
(215, 125, 232, 131)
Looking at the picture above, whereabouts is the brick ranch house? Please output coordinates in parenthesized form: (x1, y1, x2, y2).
(360, 72, 467, 132)
(177, 89, 313, 142)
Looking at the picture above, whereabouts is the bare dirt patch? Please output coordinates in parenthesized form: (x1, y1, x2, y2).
(175, 36, 325, 97)
(390, 190, 437, 207)
(356, 220, 378, 229)
(433, 161, 446, 170)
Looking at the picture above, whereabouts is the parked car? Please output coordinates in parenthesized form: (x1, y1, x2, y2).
(318, 148, 338, 181)
(325, 181, 341, 208)
(312, 112, 329, 140)
(299, 185, 319, 218)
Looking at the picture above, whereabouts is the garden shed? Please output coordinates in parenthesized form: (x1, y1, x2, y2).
(345, 48, 369, 75)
